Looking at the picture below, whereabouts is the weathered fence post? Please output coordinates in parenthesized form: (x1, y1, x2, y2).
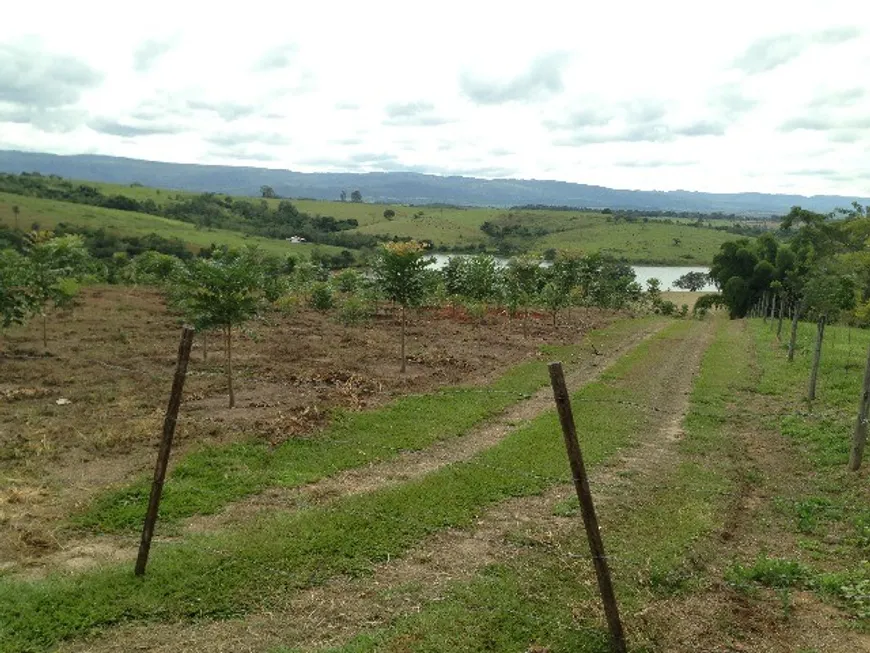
(788, 300, 803, 362)
(807, 314, 826, 402)
(135, 326, 195, 576)
(548, 362, 627, 653)
(849, 342, 870, 471)
(777, 299, 785, 341)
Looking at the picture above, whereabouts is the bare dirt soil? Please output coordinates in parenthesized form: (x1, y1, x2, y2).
(59, 319, 710, 653)
(0, 286, 615, 569)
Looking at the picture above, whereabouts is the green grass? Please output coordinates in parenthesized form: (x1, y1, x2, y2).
(300, 319, 747, 653)
(747, 318, 870, 622)
(534, 216, 735, 265)
(4, 177, 742, 264)
(726, 555, 812, 590)
(75, 318, 662, 533)
(0, 319, 684, 653)
(0, 192, 345, 258)
(754, 319, 870, 466)
(331, 203, 736, 264)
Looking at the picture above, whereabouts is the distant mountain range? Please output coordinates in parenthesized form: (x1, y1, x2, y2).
(1, 149, 866, 215)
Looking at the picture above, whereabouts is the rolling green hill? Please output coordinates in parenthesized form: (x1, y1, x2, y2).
(292, 200, 739, 264)
(0, 177, 747, 264)
(0, 192, 345, 258)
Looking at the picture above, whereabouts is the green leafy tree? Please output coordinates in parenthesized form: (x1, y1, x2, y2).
(383, 209, 396, 219)
(12, 205, 20, 230)
(646, 277, 662, 311)
(674, 271, 709, 292)
(441, 256, 469, 314)
(308, 282, 335, 311)
(540, 280, 566, 327)
(260, 185, 277, 199)
(582, 253, 639, 310)
(25, 232, 91, 349)
(335, 269, 362, 293)
(0, 249, 36, 329)
(373, 242, 431, 372)
(539, 253, 581, 326)
(710, 237, 782, 318)
(463, 255, 500, 304)
(350, 190, 363, 203)
(125, 251, 184, 286)
(503, 256, 540, 334)
(174, 250, 264, 407)
(340, 190, 347, 202)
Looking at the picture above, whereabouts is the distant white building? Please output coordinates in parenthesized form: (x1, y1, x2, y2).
(286, 236, 307, 244)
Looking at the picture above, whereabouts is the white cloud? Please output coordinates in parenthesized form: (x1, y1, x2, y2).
(0, 0, 869, 195)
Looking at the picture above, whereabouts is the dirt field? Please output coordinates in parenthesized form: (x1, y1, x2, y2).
(0, 286, 615, 569)
(661, 290, 707, 311)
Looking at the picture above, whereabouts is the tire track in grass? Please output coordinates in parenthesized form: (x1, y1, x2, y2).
(638, 320, 870, 653)
(56, 320, 711, 653)
(182, 319, 666, 534)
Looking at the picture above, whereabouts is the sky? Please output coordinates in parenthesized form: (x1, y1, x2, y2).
(1, 0, 868, 196)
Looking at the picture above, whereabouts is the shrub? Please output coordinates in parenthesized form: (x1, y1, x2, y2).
(274, 293, 301, 315)
(337, 295, 374, 326)
(308, 282, 335, 311)
(335, 269, 362, 293)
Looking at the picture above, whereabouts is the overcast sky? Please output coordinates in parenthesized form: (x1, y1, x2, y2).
(1, 1, 868, 196)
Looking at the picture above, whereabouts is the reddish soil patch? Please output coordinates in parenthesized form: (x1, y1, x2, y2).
(0, 286, 614, 567)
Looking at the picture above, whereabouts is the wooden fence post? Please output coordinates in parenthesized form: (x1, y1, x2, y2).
(548, 362, 627, 653)
(788, 300, 803, 362)
(849, 342, 870, 471)
(135, 326, 195, 576)
(776, 299, 785, 342)
(807, 314, 826, 402)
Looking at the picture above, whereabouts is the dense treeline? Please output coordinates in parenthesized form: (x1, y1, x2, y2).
(710, 203, 870, 326)
(511, 204, 772, 236)
(0, 173, 382, 250)
(513, 204, 762, 221)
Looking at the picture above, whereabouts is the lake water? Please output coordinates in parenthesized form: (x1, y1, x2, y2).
(633, 266, 716, 292)
(427, 254, 715, 292)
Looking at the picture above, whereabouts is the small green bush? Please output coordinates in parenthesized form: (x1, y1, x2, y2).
(274, 294, 301, 315)
(337, 295, 374, 326)
(307, 282, 335, 311)
(335, 269, 362, 293)
(726, 556, 810, 590)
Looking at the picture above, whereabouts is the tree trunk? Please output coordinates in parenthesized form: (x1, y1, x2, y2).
(807, 314, 826, 401)
(788, 300, 802, 362)
(848, 342, 870, 471)
(552, 310, 557, 328)
(777, 299, 785, 341)
(400, 304, 406, 374)
(203, 332, 208, 362)
(769, 294, 777, 326)
(522, 308, 528, 339)
(42, 313, 47, 350)
(226, 326, 235, 408)
(762, 292, 769, 323)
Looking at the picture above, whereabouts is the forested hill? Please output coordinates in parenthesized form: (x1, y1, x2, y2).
(1, 149, 866, 215)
